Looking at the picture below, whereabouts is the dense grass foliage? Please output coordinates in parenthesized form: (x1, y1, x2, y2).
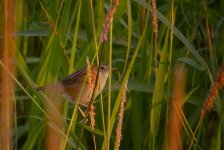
(1, 0, 224, 149)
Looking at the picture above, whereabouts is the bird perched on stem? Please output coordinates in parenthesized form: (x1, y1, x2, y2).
(36, 64, 110, 107)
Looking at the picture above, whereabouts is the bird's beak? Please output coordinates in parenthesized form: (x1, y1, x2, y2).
(112, 67, 119, 71)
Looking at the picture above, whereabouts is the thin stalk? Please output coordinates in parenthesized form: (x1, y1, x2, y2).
(69, 0, 81, 73)
(107, 22, 113, 150)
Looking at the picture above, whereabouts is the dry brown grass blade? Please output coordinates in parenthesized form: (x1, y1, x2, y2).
(167, 64, 186, 150)
(39, 0, 58, 35)
(45, 92, 65, 150)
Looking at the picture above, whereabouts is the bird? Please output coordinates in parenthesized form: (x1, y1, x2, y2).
(36, 64, 110, 107)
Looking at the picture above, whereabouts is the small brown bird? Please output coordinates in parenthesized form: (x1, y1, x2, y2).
(36, 64, 110, 107)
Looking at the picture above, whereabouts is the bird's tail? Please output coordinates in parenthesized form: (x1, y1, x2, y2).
(35, 84, 61, 91)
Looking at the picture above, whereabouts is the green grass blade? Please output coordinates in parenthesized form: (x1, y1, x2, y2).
(150, 30, 169, 144)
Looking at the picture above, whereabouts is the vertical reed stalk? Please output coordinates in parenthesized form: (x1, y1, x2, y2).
(0, 0, 16, 149)
(45, 93, 64, 150)
(168, 65, 186, 150)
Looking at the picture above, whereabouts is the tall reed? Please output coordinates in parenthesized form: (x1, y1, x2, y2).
(0, 0, 16, 149)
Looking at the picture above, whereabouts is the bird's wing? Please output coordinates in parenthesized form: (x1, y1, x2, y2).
(60, 68, 87, 86)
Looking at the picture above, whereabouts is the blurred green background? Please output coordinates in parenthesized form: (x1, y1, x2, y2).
(1, 0, 224, 149)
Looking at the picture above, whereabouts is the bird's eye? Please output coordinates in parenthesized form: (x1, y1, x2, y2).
(100, 66, 105, 70)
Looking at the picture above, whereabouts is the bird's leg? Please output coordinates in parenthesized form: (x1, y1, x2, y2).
(78, 106, 86, 117)
(78, 106, 88, 124)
